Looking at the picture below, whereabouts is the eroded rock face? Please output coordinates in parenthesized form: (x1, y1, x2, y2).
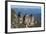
(24, 15, 35, 27)
(11, 13, 39, 28)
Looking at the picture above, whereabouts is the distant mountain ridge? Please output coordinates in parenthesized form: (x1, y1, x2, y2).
(12, 8, 41, 15)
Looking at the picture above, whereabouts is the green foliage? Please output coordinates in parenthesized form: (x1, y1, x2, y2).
(11, 8, 16, 22)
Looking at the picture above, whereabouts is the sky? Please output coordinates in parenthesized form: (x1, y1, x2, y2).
(11, 5, 41, 15)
